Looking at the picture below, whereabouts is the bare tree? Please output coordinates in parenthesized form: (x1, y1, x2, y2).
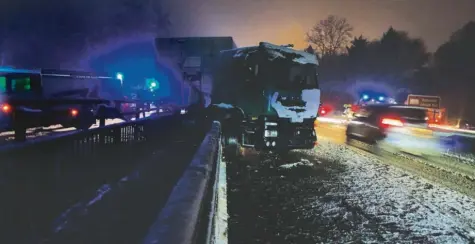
(304, 45, 315, 54)
(306, 15, 354, 57)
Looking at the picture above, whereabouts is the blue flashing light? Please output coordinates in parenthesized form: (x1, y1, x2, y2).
(0, 67, 39, 74)
(116, 73, 124, 81)
(151, 82, 157, 88)
(378, 96, 385, 101)
(362, 94, 369, 100)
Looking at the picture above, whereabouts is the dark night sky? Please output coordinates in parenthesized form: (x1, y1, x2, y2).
(164, 0, 475, 51)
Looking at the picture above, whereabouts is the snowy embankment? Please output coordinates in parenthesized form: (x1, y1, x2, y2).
(298, 141, 475, 243)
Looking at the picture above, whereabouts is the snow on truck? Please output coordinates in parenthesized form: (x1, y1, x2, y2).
(155, 37, 321, 154)
(0, 67, 127, 136)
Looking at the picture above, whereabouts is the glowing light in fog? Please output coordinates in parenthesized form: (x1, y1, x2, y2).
(2, 104, 11, 113)
(116, 73, 123, 81)
(70, 109, 79, 116)
(379, 96, 385, 101)
(362, 94, 369, 100)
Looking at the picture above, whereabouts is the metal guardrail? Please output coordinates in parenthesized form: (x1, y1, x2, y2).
(142, 121, 222, 244)
(0, 113, 188, 243)
(5, 98, 185, 142)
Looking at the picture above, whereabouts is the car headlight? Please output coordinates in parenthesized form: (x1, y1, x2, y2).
(180, 109, 187, 114)
(264, 130, 278, 137)
(158, 108, 164, 113)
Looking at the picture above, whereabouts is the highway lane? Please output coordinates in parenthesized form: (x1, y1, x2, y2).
(226, 143, 475, 243)
(225, 119, 475, 243)
(316, 120, 475, 197)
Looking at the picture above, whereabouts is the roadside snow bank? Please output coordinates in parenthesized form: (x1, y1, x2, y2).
(300, 141, 475, 243)
(212, 154, 228, 244)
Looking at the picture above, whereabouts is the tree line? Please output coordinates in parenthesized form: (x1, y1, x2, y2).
(305, 15, 475, 121)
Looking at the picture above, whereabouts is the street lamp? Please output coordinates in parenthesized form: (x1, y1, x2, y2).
(116, 73, 124, 86)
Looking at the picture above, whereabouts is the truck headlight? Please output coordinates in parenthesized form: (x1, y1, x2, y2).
(264, 130, 278, 137)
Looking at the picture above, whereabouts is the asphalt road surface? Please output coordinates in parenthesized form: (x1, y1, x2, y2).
(226, 121, 475, 244)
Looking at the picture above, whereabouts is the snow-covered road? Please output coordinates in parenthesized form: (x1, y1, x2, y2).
(304, 141, 475, 243)
(227, 140, 475, 243)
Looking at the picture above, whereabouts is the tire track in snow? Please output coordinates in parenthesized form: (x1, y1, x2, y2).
(301, 140, 475, 243)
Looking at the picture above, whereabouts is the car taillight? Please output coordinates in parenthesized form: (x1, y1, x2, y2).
(318, 104, 332, 116)
(381, 117, 403, 127)
(1, 104, 11, 113)
(70, 109, 79, 117)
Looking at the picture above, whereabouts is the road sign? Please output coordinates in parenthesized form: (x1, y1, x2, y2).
(406, 94, 441, 109)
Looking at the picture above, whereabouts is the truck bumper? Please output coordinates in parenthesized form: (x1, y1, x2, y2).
(255, 117, 317, 151)
(260, 134, 316, 150)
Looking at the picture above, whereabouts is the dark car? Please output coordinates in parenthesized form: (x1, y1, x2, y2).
(459, 120, 475, 130)
(346, 104, 441, 156)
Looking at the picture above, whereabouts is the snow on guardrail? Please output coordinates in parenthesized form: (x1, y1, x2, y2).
(142, 121, 222, 244)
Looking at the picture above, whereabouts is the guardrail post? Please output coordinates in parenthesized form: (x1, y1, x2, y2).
(14, 126, 26, 142)
(135, 103, 141, 120)
(13, 111, 27, 142)
(142, 102, 146, 118)
(99, 118, 106, 127)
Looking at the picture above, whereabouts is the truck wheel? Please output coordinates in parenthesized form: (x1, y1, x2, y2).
(276, 149, 290, 157)
(222, 136, 242, 160)
(74, 122, 94, 130)
(73, 110, 95, 130)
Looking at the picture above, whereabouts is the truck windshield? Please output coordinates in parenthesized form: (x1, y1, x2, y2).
(289, 64, 318, 89)
(259, 61, 319, 90)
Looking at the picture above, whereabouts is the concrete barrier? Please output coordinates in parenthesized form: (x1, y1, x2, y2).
(142, 121, 222, 244)
(207, 138, 228, 244)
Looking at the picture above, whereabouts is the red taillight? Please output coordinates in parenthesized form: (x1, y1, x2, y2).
(70, 109, 79, 117)
(1, 104, 11, 113)
(319, 104, 332, 116)
(381, 117, 404, 127)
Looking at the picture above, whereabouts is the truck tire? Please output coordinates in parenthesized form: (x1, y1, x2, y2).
(73, 110, 95, 130)
(222, 135, 242, 160)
